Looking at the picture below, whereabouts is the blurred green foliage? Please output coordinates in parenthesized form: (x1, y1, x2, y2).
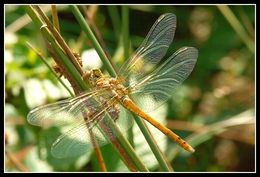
(5, 5, 255, 172)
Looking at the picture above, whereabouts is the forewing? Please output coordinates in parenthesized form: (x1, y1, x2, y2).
(119, 13, 176, 86)
(130, 47, 198, 112)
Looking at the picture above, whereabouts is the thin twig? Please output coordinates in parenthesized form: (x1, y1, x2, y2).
(33, 5, 84, 76)
(51, 5, 60, 32)
(169, 109, 254, 160)
(6, 151, 29, 172)
(26, 42, 74, 96)
(26, 6, 87, 91)
(43, 37, 82, 94)
(5, 145, 34, 172)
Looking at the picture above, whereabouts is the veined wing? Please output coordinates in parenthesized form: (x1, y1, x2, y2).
(50, 96, 117, 158)
(27, 89, 109, 128)
(129, 47, 198, 112)
(50, 98, 133, 158)
(119, 13, 176, 86)
(27, 88, 133, 158)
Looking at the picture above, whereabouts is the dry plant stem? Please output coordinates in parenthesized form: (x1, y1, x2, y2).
(5, 116, 25, 125)
(40, 6, 107, 170)
(26, 42, 74, 96)
(33, 5, 84, 76)
(27, 6, 85, 90)
(28, 6, 147, 171)
(218, 127, 254, 145)
(88, 98, 141, 171)
(81, 109, 108, 172)
(6, 151, 28, 172)
(45, 41, 82, 93)
(88, 125, 107, 172)
(171, 109, 254, 159)
(168, 120, 254, 145)
(99, 122, 138, 172)
(45, 30, 108, 172)
(51, 5, 60, 32)
(167, 120, 205, 133)
(26, 6, 108, 171)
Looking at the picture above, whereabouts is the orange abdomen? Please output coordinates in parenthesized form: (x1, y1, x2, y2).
(122, 96, 195, 153)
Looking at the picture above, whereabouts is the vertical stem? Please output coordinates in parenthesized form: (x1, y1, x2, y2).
(51, 5, 60, 32)
(108, 6, 121, 41)
(70, 5, 117, 78)
(89, 130, 107, 172)
(26, 5, 107, 171)
(69, 5, 149, 171)
(83, 6, 119, 75)
(33, 5, 84, 76)
(102, 116, 149, 171)
(122, 6, 134, 147)
(122, 6, 130, 60)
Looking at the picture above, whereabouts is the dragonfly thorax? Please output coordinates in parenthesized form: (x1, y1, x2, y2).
(83, 69, 104, 86)
(96, 77, 128, 100)
(84, 69, 129, 100)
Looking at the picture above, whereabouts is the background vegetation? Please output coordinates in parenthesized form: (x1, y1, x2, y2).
(5, 5, 255, 172)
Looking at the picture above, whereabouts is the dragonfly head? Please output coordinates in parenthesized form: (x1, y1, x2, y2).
(86, 69, 104, 86)
(92, 69, 103, 79)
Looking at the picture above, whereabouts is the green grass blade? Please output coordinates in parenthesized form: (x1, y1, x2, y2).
(122, 6, 130, 60)
(133, 114, 173, 171)
(26, 42, 74, 97)
(70, 5, 117, 78)
(108, 6, 121, 41)
(217, 5, 254, 53)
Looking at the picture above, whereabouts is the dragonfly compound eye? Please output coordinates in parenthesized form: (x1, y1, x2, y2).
(92, 69, 102, 78)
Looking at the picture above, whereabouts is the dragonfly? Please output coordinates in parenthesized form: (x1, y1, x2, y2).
(27, 13, 198, 158)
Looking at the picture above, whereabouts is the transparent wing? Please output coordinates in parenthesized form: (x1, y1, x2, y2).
(27, 89, 106, 128)
(119, 13, 176, 86)
(129, 47, 198, 112)
(51, 102, 133, 158)
(50, 97, 114, 158)
(27, 89, 133, 158)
